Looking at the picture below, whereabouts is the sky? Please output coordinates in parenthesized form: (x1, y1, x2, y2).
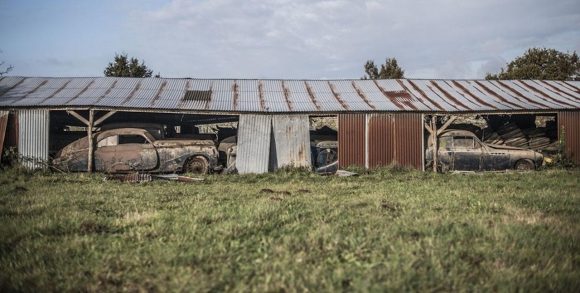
(0, 0, 579, 79)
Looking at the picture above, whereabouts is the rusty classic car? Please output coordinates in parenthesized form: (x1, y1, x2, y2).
(53, 128, 219, 174)
(426, 130, 544, 172)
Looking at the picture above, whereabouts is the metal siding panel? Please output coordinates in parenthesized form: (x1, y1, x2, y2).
(393, 113, 422, 168)
(338, 114, 365, 167)
(272, 115, 311, 169)
(17, 109, 49, 169)
(237, 114, 272, 173)
(368, 113, 394, 167)
(559, 111, 580, 164)
(0, 110, 7, 156)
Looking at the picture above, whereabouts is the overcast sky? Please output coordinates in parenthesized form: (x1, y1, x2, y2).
(1, 0, 579, 79)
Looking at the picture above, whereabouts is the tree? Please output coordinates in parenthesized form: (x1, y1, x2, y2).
(104, 53, 156, 77)
(0, 50, 13, 76)
(485, 48, 579, 80)
(363, 57, 405, 79)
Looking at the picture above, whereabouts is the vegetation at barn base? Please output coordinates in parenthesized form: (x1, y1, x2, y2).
(0, 168, 578, 291)
(486, 48, 580, 80)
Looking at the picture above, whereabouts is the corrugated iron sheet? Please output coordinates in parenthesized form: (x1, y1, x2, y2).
(236, 114, 272, 174)
(272, 115, 311, 169)
(558, 111, 580, 164)
(366, 113, 423, 169)
(338, 114, 365, 168)
(18, 109, 49, 169)
(1, 77, 579, 113)
(0, 110, 8, 157)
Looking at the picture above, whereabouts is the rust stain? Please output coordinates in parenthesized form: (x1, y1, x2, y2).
(39, 79, 72, 104)
(232, 80, 239, 111)
(176, 80, 192, 109)
(404, 80, 446, 111)
(395, 79, 433, 110)
(518, 80, 576, 108)
(429, 81, 470, 110)
(95, 80, 119, 103)
(258, 80, 266, 111)
(65, 79, 95, 105)
(304, 81, 321, 111)
(281, 81, 293, 111)
(118, 80, 141, 105)
(204, 84, 214, 110)
(562, 81, 580, 93)
(372, 80, 407, 110)
(328, 81, 349, 110)
(10, 79, 48, 105)
(536, 80, 580, 102)
(473, 81, 523, 109)
(496, 80, 551, 108)
(351, 81, 375, 110)
(0, 77, 25, 96)
(150, 80, 168, 107)
(449, 81, 498, 110)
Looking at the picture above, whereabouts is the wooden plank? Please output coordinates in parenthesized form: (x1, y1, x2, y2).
(94, 111, 117, 126)
(437, 116, 457, 135)
(66, 110, 89, 126)
(431, 116, 438, 172)
(87, 110, 94, 173)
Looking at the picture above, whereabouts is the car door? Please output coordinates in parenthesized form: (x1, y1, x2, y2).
(95, 134, 159, 172)
(452, 136, 482, 171)
(481, 147, 511, 171)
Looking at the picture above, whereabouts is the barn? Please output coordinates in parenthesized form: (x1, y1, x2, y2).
(0, 76, 579, 173)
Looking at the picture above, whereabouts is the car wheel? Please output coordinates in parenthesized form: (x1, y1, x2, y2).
(515, 159, 534, 171)
(185, 156, 209, 174)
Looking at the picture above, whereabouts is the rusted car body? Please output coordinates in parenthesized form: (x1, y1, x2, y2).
(426, 130, 543, 171)
(53, 128, 219, 174)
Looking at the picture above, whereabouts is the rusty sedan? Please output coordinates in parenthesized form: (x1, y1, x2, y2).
(426, 130, 543, 172)
(53, 128, 219, 174)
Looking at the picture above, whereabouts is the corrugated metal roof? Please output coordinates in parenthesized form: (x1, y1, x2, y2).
(0, 76, 578, 113)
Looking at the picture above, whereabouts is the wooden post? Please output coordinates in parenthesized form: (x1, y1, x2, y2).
(87, 110, 94, 173)
(431, 115, 438, 172)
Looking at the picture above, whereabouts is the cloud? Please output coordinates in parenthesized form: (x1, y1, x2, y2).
(124, 0, 580, 79)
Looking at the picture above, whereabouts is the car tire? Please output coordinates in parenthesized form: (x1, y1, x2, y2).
(184, 156, 209, 174)
(514, 159, 534, 171)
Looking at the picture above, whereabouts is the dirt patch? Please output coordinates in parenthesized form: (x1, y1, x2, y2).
(259, 189, 291, 196)
(11, 186, 28, 195)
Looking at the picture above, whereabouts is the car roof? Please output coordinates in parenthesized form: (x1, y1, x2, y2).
(439, 129, 477, 137)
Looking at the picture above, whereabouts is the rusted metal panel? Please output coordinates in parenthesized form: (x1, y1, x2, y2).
(558, 111, 580, 164)
(366, 113, 423, 169)
(393, 113, 423, 168)
(237, 114, 272, 174)
(18, 109, 49, 169)
(0, 111, 8, 156)
(272, 115, 311, 169)
(338, 114, 365, 168)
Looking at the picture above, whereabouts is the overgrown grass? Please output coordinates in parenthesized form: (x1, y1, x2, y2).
(0, 168, 579, 291)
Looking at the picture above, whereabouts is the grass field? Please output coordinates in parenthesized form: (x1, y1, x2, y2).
(0, 168, 579, 292)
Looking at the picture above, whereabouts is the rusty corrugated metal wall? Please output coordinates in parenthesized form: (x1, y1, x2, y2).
(18, 109, 49, 169)
(272, 115, 311, 169)
(339, 113, 423, 169)
(338, 114, 365, 168)
(0, 111, 8, 156)
(558, 111, 580, 164)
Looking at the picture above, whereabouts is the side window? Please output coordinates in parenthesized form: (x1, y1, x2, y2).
(97, 135, 118, 147)
(438, 137, 452, 150)
(118, 135, 149, 144)
(454, 137, 474, 149)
